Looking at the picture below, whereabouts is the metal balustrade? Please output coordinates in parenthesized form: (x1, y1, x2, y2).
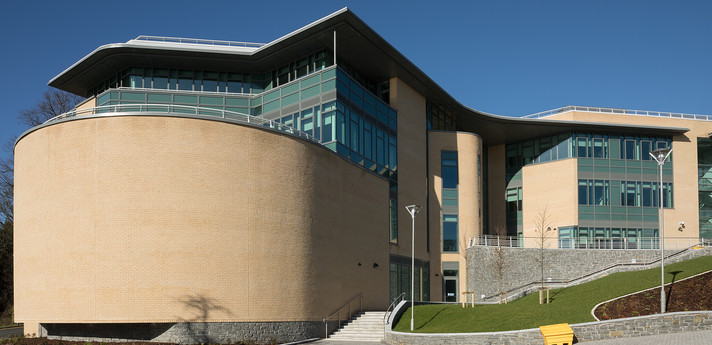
(134, 35, 265, 48)
(523, 105, 712, 121)
(43, 104, 320, 144)
(469, 234, 707, 250)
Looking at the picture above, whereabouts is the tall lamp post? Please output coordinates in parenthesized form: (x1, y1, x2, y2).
(405, 204, 422, 331)
(650, 147, 672, 313)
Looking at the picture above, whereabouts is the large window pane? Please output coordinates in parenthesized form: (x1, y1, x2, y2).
(443, 215, 458, 252)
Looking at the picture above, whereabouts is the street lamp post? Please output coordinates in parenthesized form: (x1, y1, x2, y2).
(650, 147, 672, 313)
(405, 204, 422, 331)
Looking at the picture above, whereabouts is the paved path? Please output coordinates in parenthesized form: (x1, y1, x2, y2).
(0, 326, 23, 338)
(583, 330, 712, 344)
(300, 330, 712, 344)
(302, 340, 382, 345)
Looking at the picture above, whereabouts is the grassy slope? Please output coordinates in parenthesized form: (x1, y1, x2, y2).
(393, 255, 712, 333)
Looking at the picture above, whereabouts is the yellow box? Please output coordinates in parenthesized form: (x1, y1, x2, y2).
(539, 323, 574, 345)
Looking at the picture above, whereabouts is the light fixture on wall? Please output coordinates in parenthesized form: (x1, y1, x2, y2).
(678, 221, 685, 232)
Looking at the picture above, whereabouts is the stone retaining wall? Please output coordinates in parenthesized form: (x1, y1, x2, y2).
(385, 311, 712, 345)
(467, 246, 712, 302)
(41, 321, 327, 344)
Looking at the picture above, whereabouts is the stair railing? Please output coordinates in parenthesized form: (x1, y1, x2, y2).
(383, 292, 406, 326)
(322, 293, 363, 338)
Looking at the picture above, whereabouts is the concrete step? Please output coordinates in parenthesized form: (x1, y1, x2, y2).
(329, 311, 386, 341)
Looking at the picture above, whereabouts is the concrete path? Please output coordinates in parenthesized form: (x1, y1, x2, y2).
(583, 330, 712, 344)
(0, 326, 23, 338)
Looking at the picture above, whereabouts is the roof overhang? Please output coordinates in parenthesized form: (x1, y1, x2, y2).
(48, 8, 692, 146)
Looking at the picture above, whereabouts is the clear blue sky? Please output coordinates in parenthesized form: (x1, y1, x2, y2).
(1, 1, 710, 156)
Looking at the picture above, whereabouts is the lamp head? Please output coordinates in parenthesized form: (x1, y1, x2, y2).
(649, 147, 672, 164)
(405, 204, 422, 217)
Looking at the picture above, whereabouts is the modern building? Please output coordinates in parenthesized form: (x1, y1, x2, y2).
(13, 7, 712, 342)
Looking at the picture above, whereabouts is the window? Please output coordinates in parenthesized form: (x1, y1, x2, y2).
(441, 151, 458, 188)
(625, 140, 636, 160)
(390, 199, 398, 243)
(443, 215, 458, 252)
(641, 141, 652, 160)
(578, 181, 588, 205)
(577, 137, 588, 157)
(593, 138, 605, 158)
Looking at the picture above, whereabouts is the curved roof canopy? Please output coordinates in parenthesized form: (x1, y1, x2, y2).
(49, 8, 687, 145)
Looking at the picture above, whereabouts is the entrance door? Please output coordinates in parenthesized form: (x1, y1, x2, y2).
(444, 278, 458, 302)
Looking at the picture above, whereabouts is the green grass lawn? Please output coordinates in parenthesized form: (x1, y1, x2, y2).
(393, 255, 712, 333)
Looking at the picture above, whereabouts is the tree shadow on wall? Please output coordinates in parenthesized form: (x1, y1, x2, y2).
(175, 293, 235, 344)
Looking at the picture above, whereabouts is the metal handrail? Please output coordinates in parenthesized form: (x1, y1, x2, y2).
(522, 105, 712, 121)
(480, 240, 705, 302)
(134, 35, 265, 48)
(470, 234, 704, 250)
(323, 293, 363, 338)
(383, 292, 406, 326)
(41, 104, 320, 144)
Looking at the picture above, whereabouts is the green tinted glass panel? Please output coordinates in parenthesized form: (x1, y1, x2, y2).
(147, 93, 171, 103)
(282, 92, 299, 107)
(579, 206, 595, 213)
(579, 165, 593, 173)
(97, 93, 110, 105)
(612, 214, 627, 221)
(301, 74, 320, 88)
(611, 167, 626, 174)
(611, 160, 626, 167)
(264, 90, 280, 102)
(442, 189, 458, 199)
(580, 213, 595, 220)
(250, 97, 262, 106)
(595, 213, 611, 220)
(579, 158, 593, 166)
(610, 139, 620, 159)
(282, 83, 300, 95)
(594, 166, 610, 173)
(174, 95, 198, 104)
(642, 214, 659, 222)
(643, 208, 659, 215)
(301, 85, 321, 100)
(321, 80, 336, 92)
(262, 99, 280, 113)
(442, 199, 458, 207)
(628, 215, 642, 222)
(628, 208, 642, 215)
(225, 98, 249, 107)
(611, 206, 627, 214)
(200, 96, 223, 105)
(121, 92, 145, 102)
(627, 167, 642, 175)
(321, 68, 336, 80)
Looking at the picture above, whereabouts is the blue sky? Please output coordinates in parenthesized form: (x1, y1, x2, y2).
(1, 1, 710, 156)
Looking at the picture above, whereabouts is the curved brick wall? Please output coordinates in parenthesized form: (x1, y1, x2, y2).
(14, 115, 390, 341)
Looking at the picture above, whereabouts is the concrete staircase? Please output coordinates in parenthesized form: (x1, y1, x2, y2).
(328, 311, 386, 341)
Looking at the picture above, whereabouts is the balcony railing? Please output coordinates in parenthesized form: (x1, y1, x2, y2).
(133, 35, 265, 48)
(43, 104, 320, 144)
(469, 234, 708, 250)
(523, 105, 712, 121)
